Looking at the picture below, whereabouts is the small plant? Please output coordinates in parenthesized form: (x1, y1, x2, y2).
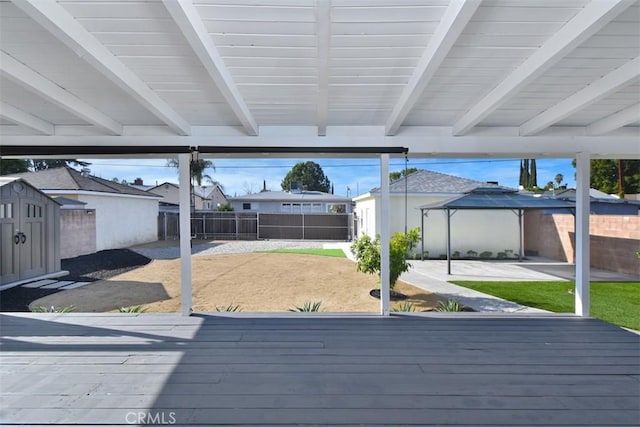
(118, 305, 147, 313)
(392, 302, 416, 312)
(479, 251, 493, 259)
(505, 249, 514, 258)
(422, 251, 429, 259)
(466, 250, 478, 258)
(216, 304, 241, 312)
(31, 305, 74, 313)
(434, 299, 463, 312)
(289, 301, 322, 312)
(452, 251, 461, 259)
(497, 251, 507, 259)
(438, 254, 447, 260)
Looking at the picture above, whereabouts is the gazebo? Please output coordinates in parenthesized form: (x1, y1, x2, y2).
(1, 0, 638, 317)
(418, 187, 576, 274)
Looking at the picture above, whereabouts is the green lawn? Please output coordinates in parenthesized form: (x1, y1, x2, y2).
(452, 281, 640, 331)
(262, 248, 346, 258)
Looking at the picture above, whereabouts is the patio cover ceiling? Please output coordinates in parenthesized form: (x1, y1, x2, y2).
(0, 0, 638, 159)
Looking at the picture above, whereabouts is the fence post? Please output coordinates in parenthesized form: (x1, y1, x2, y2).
(302, 213, 305, 240)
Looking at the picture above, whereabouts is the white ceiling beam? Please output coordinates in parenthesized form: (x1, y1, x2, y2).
(0, 51, 122, 135)
(0, 101, 54, 135)
(452, 0, 635, 136)
(316, 0, 331, 136)
(12, 0, 191, 136)
(587, 102, 640, 135)
(385, 0, 481, 136)
(162, 0, 258, 136)
(521, 57, 640, 136)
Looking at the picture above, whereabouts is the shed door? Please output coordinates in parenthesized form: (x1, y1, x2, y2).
(0, 198, 46, 283)
(0, 201, 19, 283)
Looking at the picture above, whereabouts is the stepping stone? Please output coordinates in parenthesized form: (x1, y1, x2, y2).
(40, 281, 74, 289)
(59, 282, 92, 290)
(21, 279, 58, 288)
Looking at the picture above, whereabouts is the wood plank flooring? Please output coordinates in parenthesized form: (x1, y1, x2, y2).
(1, 313, 638, 426)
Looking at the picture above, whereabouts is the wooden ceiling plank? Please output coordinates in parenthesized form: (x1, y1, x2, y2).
(162, 0, 258, 136)
(452, 0, 635, 136)
(316, 0, 331, 136)
(520, 56, 640, 135)
(12, 0, 191, 135)
(0, 51, 122, 135)
(385, 0, 481, 136)
(0, 101, 55, 135)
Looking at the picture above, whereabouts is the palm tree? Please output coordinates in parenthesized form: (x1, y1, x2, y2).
(167, 158, 220, 210)
(554, 173, 564, 188)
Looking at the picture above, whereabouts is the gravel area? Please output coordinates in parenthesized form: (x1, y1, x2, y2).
(131, 240, 331, 260)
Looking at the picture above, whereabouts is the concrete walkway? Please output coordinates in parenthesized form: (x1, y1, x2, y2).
(328, 242, 639, 313)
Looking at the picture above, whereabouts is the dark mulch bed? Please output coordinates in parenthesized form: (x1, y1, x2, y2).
(0, 249, 150, 312)
(369, 289, 409, 301)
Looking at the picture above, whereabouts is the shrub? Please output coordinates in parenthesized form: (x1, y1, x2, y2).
(289, 301, 322, 312)
(217, 202, 234, 211)
(497, 252, 507, 259)
(479, 251, 493, 259)
(466, 250, 478, 258)
(351, 227, 421, 290)
(434, 299, 463, 312)
(452, 251, 461, 259)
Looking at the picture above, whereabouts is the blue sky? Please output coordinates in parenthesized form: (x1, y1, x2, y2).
(81, 157, 577, 197)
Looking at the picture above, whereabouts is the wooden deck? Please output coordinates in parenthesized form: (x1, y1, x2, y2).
(1, 313, 638, 426)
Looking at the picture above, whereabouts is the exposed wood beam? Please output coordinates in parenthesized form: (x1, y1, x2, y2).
(521, 57, 640, 135)
(0, 51, 122, 135)
(587, 102, 640, 135)
(316, 0, 331, 136)
(0, 101, 54, 135)
(12, 0, 191, 136)
(162, 0, 258, 136)
(452, 0, 634, 136)
(385, 0, 481, 136)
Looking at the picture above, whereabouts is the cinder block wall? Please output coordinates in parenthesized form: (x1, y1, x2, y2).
(525, 211, 640, 275)
(60, 209, 96, 259)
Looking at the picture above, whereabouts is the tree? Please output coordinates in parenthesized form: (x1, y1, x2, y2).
(0, 159, 29, 175)
(389, 167, 418, 182)
(571, 159, 640, 197)
(554, 173, 564, 188)
(31, 159, 90, 171)
(519, 159, 537, 189)
(281, 161, 331, 193)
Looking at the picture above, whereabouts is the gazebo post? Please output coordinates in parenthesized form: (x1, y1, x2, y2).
(575, 152, 591, 317)
(446, 208, 452, 275)
(379, 153, 390, 316)
(179, 153, 192, 316)
(518, 209, 524, 262)
(420, 209, 425, 261)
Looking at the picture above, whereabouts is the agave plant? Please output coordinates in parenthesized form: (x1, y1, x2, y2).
(31, 305, 74, 313)
(118, 305, 147, 313)
(392, 302, 416, 312)
(215, 304, 241, 312)
(434, 299, 463, 312)
(288, 301, 322, 312)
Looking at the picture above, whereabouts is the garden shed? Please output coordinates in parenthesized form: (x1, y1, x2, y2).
(0, 177, 62, 286)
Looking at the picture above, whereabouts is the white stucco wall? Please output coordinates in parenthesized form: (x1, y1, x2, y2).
(72, 194, 159, 251)
(355, 194, 520, 257)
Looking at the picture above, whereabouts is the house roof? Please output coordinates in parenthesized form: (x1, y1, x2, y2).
(420, 187, 575, 210)
(230, 191, 351, 203)
(0, 176, 61, 204)
(369, 169, 507, 194)
(0, 1, 637, 160)
(52, 196, 87, 206)
(147, 182, 210, 200)
(551, 188, 640, 206)
(9, 167, 159, 198)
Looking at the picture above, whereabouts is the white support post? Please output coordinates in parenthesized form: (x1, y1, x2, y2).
(379, 154, 391, 316)
(178, 153, 192, 316)
(575, 152, 591, 317)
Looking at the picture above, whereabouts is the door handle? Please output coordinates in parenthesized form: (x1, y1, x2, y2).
(14, 233, 20, 245)
(20, 233, 26, 244)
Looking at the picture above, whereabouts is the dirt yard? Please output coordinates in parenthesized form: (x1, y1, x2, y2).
(30, 252, 442, 313)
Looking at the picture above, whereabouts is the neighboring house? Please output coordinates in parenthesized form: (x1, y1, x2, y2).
(544, 188, 640, 215)
(354, 170, 520, 257)
(145, 182, 228, 211)
(10, 167, 160, 252)
(229, 190, 353, 214)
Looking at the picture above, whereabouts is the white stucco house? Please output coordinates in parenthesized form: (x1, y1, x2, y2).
(11, 167, 161, 252)
(229, 190, 353, 214)
(354, 170, 520, 258)
(142, 182, 228, 211)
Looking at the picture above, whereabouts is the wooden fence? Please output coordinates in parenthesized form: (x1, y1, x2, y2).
(159, 211, 354, 241)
